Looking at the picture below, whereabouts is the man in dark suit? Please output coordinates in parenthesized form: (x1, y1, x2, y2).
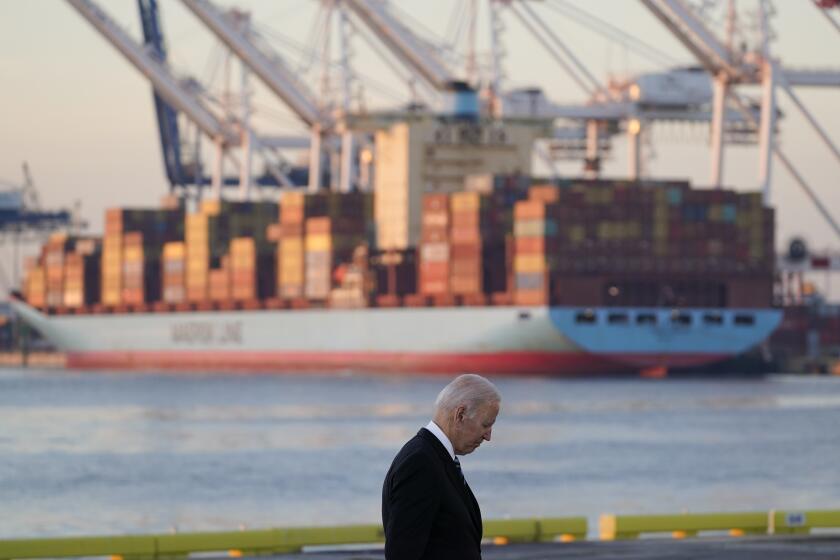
(382, 374, 501, 560)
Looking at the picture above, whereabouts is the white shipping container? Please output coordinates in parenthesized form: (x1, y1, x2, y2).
(421, 243, 450, 262)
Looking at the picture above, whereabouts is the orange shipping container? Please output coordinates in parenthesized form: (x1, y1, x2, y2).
(514, 200, 557, 221)
(528, 185, 561, 203)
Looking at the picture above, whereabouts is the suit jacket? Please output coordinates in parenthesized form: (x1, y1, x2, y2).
(382, 428, 483, 560)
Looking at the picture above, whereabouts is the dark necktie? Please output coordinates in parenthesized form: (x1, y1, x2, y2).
(453, 456, 466, 486)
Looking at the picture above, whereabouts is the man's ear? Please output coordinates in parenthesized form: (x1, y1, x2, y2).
(455, 405, 466, 423)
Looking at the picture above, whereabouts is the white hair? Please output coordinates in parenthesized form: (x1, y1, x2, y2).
(434, 374, 501, 418)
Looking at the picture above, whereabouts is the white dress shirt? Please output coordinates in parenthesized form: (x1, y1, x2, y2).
(425, 420, 455, 460)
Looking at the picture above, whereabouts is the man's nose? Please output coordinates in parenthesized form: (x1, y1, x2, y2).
(484, 428, 492, 441)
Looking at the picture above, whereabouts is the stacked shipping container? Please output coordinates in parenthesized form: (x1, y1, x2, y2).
(62, 238, 100, 308)
(277, 193, 325, 299)
(230, 237, 275, 301)
(328, 245, 372, 308)
(23, 259, 46, 308)
(21, 234, 100, 309)
(371, 249, 417, 305)
(121, 232, 160, 306)
(513, 198, 558, 305)
(449, 192, 508, 301)
(18, 177, 777, 314)
(303, 193, 371, 302)
(44, 235, 69, 307)
(186, 201, 277, 303)
(162, 242, 186, 304)
(103, 208, 183, 306)
(418, 194, 450, 296)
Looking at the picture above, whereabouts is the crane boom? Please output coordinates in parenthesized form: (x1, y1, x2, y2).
(66, 0, 239, 147)
(639, 0, 747, 80)
(180, 0, 325, 128)
(138, 0, 187, 188)
(783, 68, 840, 87)
(343, 0, 456, 90)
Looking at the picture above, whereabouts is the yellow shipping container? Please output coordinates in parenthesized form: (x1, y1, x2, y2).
(187, 262, 208, 276)
(280, 268, 304, 285)
(281, 238, 304, 257)
(103, 252, 122, 266)
(514, 254, 549, 273)
(280, 250, 304, 265)
(163, 242, 186, 259)
(280, 272, 304, 286)
(450, 191, 481, 212)
(123, 246, 142, 261)
(282, 192, 305, 207)
(200, 200, 223, 216)
(305, 234, 332, 252)
(101, 288, 121, 305)
(231, 237, 255, 254)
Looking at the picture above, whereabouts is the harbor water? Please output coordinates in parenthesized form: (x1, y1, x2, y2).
(1, 369, 839, 538)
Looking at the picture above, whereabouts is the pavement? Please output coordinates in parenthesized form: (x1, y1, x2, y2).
(261, 535, 840, 559)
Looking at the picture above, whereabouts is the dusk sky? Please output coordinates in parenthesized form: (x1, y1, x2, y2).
(1, 0, 839, 295)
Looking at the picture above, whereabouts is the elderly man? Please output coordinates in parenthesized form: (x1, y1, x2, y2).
(382, 374, 501, 560)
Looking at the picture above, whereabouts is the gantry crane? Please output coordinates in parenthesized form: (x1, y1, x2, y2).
(66, 0, 300, 199)
(179, 0, 331, 193)
(343, 0, 459, 92)
(0, 163, 72, 292)
(640, 0, 840, 240)
(340, 1, 771, 180)
(138, 0, 196, 190)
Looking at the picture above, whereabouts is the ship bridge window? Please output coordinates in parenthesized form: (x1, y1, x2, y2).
(608, 312, 629, 325)
(575, 310, 597, 324)
(703, 313, 724, 325)
(671, 311, 692, 326)
(734, 313, 756, 326)
(636, 313, 657, 325)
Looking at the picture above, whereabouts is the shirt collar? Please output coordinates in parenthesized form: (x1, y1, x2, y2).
(425, 420, 455, 460)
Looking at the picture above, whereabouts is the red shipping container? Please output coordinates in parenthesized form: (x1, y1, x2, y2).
(423, 194, 450, 212)
(450, 244, 481, 260)
(514, 237, 558, 254)
(451, 258, 481, 276)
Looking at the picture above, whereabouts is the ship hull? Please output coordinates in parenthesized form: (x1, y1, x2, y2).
(63, 349, 632, 375)
(10, 299, 782, 375)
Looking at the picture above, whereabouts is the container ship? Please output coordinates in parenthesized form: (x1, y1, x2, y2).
(10, 116, 781, 375)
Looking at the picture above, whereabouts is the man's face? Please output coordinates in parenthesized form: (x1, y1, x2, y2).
(452, 400, 499, 456)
